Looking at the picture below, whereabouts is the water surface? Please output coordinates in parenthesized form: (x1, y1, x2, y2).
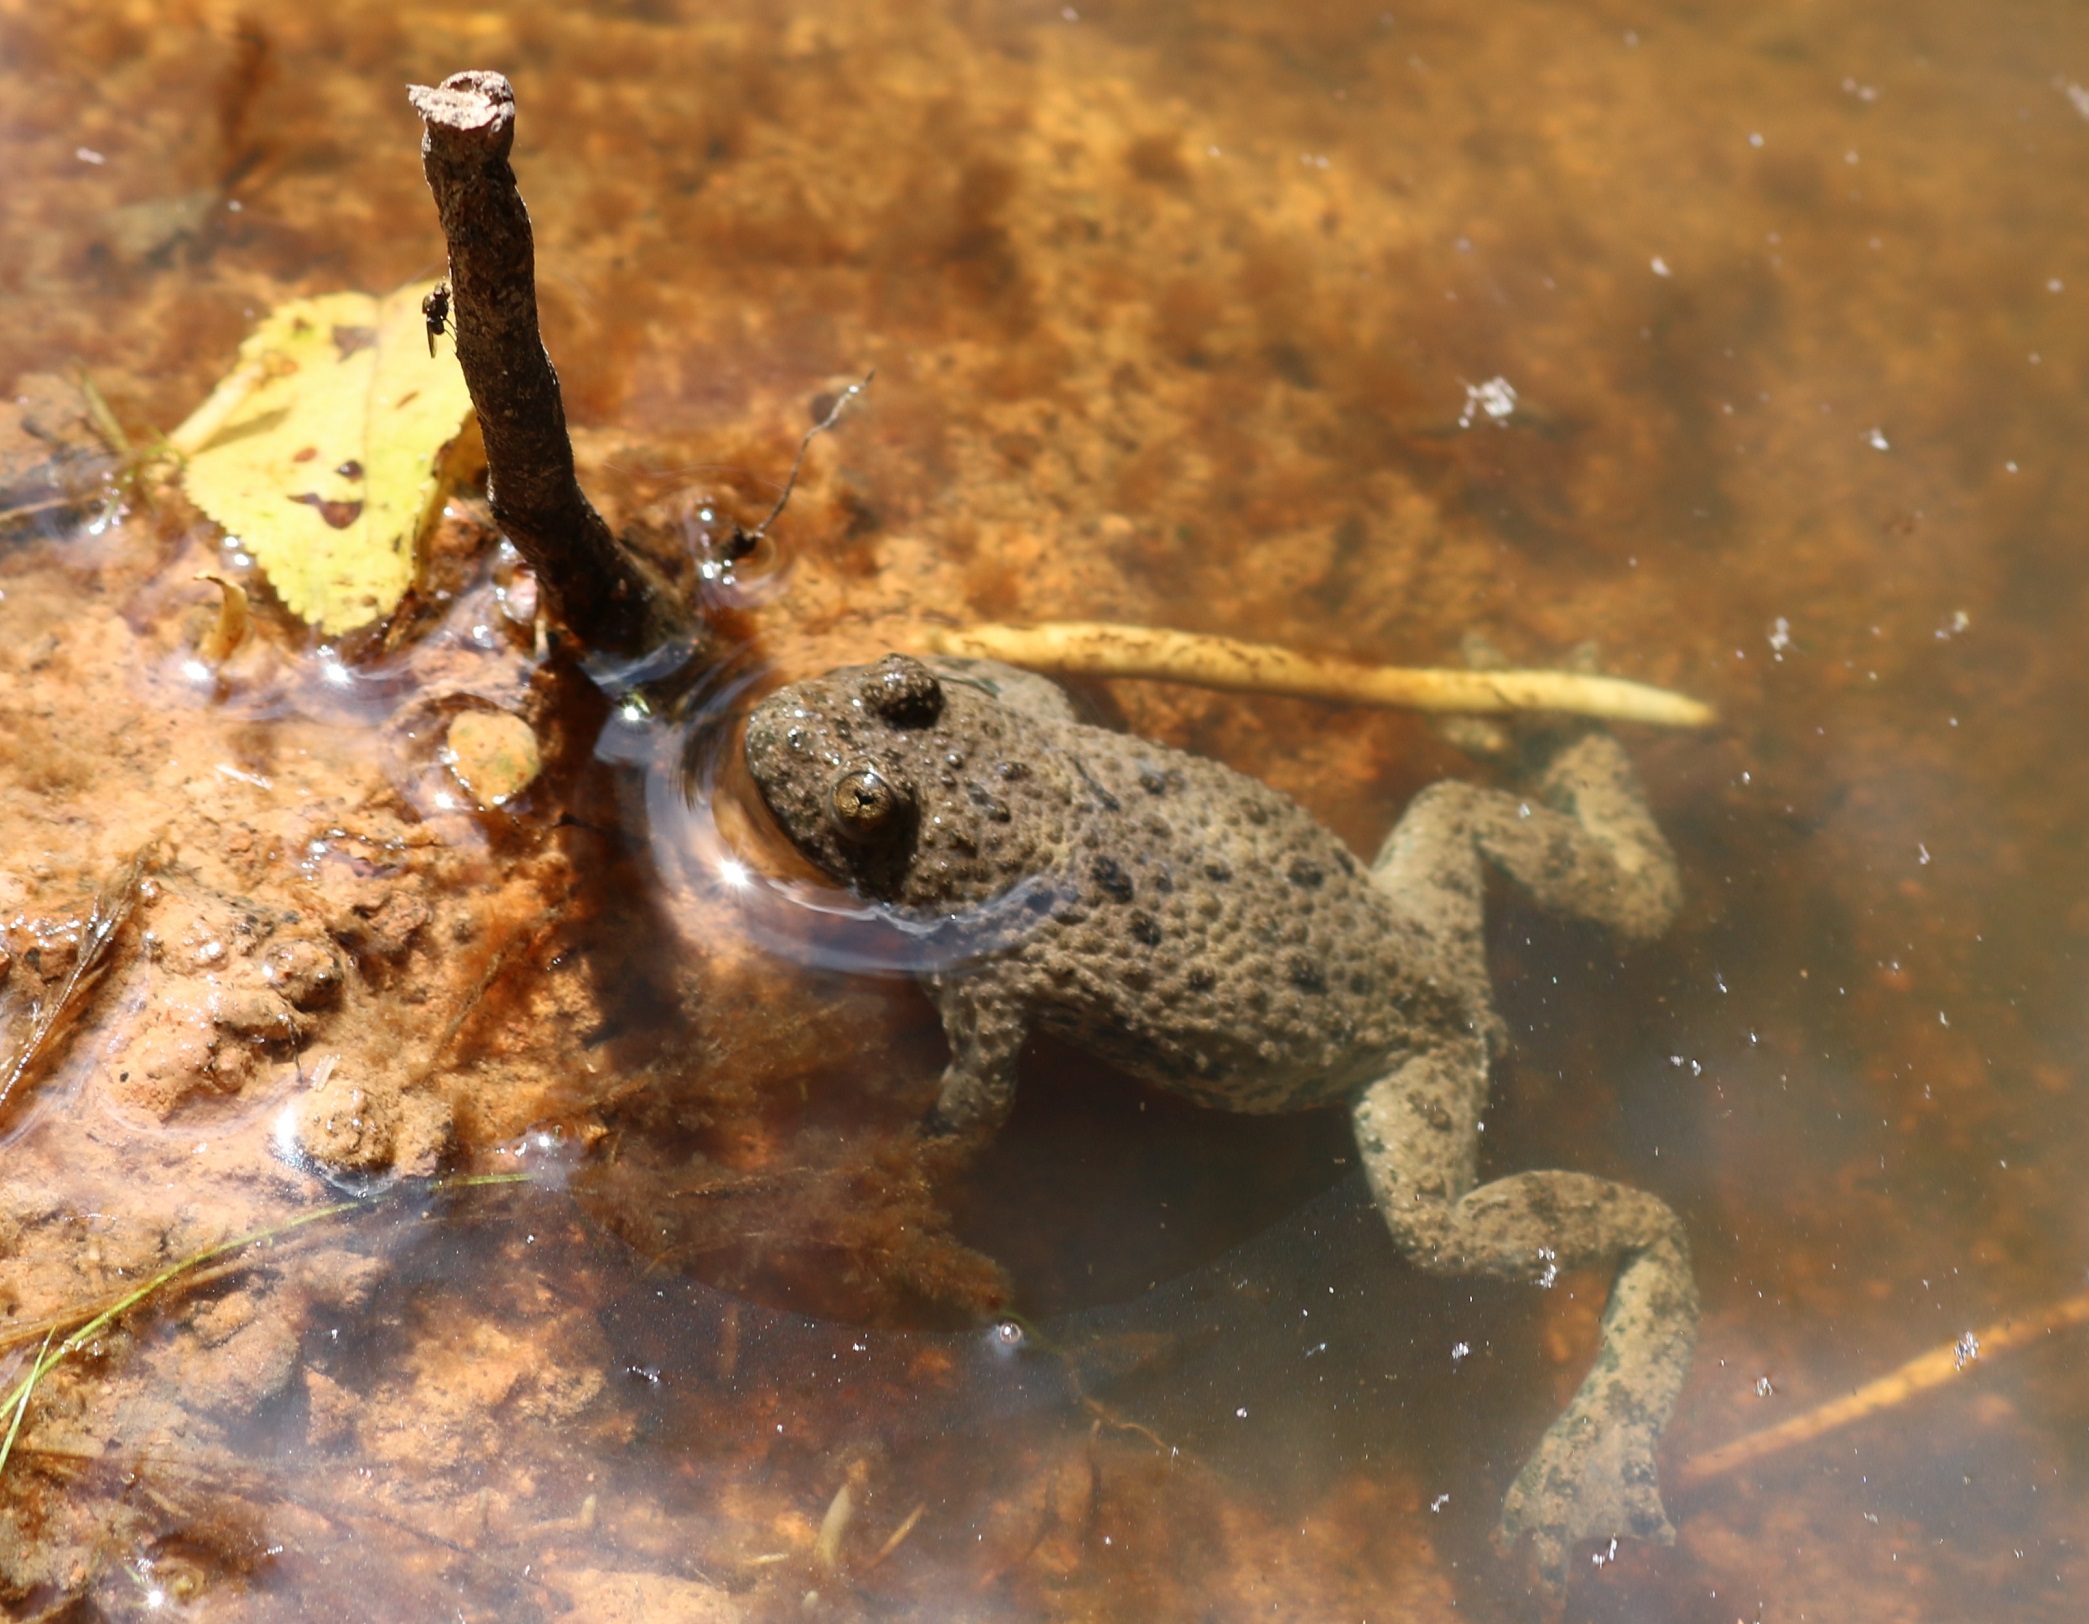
(3, 0, 2089, 1619)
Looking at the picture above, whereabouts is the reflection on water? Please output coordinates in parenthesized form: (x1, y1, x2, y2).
(3, 0, 2089, 1617)
(639, 669, 1082, 978)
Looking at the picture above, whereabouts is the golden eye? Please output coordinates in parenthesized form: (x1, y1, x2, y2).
(829, 767, 906, 840)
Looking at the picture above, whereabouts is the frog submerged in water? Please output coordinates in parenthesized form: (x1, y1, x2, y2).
(742, 651, 1698, 1591)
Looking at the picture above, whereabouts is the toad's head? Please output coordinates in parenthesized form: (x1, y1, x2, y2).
(744, 654, 1067, 909)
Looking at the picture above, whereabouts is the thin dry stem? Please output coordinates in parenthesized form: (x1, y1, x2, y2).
(859, 1502, 928, 1573)
(1678, 1288, 2089, 1488)
(0, 843, 154, 1122)
(922, 621, 1715, 727)
(0, 496, 80, 527)
(0, 1174, 531, 1482)
(193, 571, 250, 663)
(163, 359, 269, 459)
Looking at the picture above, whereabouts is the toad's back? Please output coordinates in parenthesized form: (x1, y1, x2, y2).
(1006, 723, 1462, 1110)
(742, 655, 1456, 1113)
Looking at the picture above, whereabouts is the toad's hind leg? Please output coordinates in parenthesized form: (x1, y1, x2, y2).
(1359, 733, 1693, 1589)
(1369, 732, 1680, 1000)
(1352, 1041, 1699, 1591)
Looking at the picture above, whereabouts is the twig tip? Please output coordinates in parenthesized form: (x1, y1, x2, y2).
(407, 71, 515, 134)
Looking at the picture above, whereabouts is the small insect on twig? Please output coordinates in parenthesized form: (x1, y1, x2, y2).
(421, 281, 451, 358)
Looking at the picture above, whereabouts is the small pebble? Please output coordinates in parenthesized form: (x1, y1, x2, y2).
(445, 710, 540, 806)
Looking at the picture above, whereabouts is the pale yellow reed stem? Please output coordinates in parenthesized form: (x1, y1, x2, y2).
(921, 621, 1714, 728)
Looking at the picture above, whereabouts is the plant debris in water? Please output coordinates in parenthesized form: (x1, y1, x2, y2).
(170, 280, 477, 635)
(923, 619, 1716, 726)
(0, 843, 152, 1124)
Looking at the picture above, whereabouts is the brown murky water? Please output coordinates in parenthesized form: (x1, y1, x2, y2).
(5, 0, 2089, 1618)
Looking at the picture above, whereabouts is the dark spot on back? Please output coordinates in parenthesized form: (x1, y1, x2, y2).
(1090, 855, 1134, 903)
(1129, 911, 1163, 946)
(1288, 857, 1324, 888)
(1074, 758, 1122, 811)
(1187, 967, 1216, 992)
(1204, 860, 1232, 882)
(965, 782, 1012, 822)
(1288, 956, 1327, 994)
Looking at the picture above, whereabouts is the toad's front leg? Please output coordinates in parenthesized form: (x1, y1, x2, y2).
(1351, 1038, 1699, 1593)
(922, 970, 1031, 1136)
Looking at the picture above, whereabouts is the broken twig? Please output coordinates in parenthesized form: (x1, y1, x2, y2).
(1678, 1289, 2089, 1488)
(922, 621, 1715, 727)
(408, 70, 689, 659)
(859, 1502, 928, 1573)
(0, 845, 153, 1122)
(192, 571, 251, 664)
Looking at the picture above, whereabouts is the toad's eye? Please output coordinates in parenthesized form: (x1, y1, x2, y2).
(829, 766, 909, 842)
(857, 654, 943, 726)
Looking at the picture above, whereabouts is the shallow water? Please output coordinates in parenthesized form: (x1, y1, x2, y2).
(5, 0, 2089, 1618)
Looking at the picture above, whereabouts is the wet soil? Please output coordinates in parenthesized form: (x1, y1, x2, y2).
(5, 0, 2089, 1619)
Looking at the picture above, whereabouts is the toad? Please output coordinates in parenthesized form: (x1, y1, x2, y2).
(743, 652, 1697, 1590)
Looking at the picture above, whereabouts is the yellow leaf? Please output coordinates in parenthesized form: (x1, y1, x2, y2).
(171, 281, 476, 635)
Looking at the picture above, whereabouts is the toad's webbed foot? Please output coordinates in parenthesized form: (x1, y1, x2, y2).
(1353, 1047, 1699, 1594)
(1496, 1397, 1676, 1593)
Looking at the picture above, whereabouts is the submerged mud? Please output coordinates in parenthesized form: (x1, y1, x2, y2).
(3, 0, 2089, 1619)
